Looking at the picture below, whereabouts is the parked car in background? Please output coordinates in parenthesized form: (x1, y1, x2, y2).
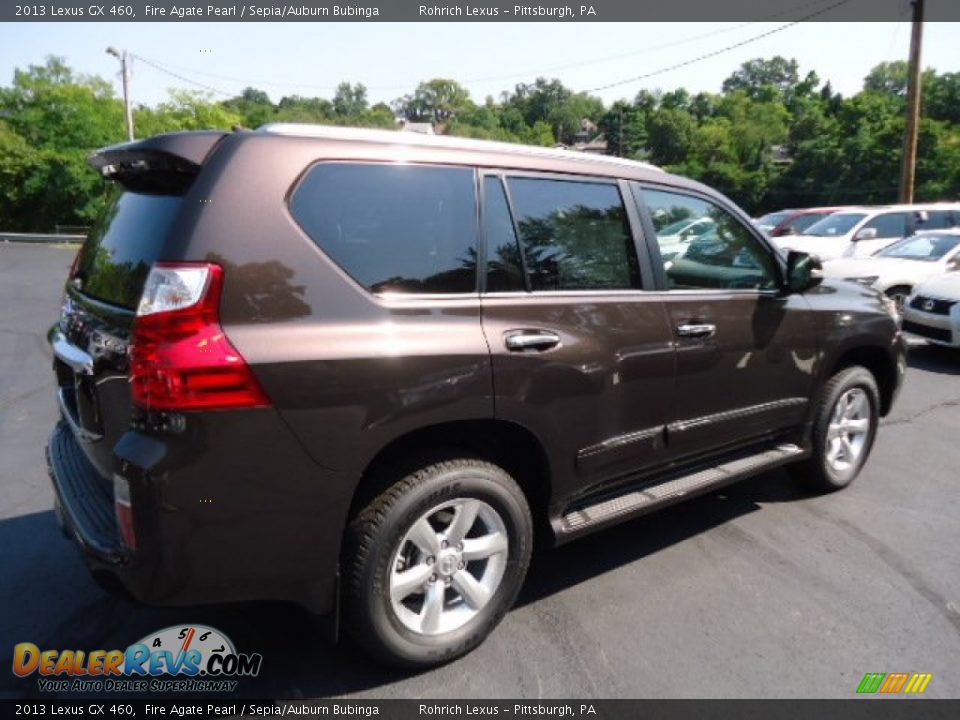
(755, 207, 844, 237)
(902, 272, 960, 349)
(821, 230, 960, 309)
(772, 204, 960, 260)
(650, 215, 715, 259)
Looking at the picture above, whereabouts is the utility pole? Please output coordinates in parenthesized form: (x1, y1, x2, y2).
(899, 0, 924, 203)
(106, 47, 134, 142)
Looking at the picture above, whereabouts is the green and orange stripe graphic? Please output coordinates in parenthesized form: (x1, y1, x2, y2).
(856, 672, 933, 694)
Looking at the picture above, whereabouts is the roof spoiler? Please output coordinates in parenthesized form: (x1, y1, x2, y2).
(88, 131, 227, 193)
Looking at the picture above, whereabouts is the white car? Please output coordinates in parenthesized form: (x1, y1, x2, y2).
(653, 216, 715, 259)
(772, 204, 960, 261)
(901, 272, 960, 349)
(821, 231, 960, 309)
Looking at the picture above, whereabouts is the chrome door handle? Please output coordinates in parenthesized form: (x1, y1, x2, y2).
(505, 331, 561, 352)
(676, 323, 716, 339)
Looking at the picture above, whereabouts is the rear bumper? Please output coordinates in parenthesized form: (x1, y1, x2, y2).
(46, 410, 352, 616)
(47, 421, 128, 566)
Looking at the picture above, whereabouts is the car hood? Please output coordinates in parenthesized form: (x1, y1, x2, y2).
(914, 272, 960, 300)
(821, 257, 933, 280)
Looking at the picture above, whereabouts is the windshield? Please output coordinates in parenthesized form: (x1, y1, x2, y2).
(802, 212, 867, 237)
(756, 211, 792, 229)
(876, 234, 960, 262)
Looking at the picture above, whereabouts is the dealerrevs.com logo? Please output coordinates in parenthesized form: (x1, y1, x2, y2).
(12, 625, 262, 693)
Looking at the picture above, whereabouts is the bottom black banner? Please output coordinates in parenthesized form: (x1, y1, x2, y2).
(0, 700, 958, 720)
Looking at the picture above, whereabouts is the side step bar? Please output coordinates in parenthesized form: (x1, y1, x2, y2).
(560, 443, 805, 537)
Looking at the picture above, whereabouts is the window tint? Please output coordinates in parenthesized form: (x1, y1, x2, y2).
(483, 177, 525, 292)
(803, 213, 867, 236)
(784, 212, 828, 234)
(642, 189, 779, 291)
(915, 210, 959, 231)
(506, 177, 640, 291)
(290, 163, 478, 294)
(75, 189, 183, 309)
(862, 212, 908, 239)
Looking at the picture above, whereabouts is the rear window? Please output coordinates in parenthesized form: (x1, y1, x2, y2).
(74, 189, 183, 310)
(290, 163, 478, 294)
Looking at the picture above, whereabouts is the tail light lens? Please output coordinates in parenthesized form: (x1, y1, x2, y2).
(130, 262, 270, 411)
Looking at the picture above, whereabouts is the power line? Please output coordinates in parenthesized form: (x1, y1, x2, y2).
(125, 0, 849, 99)
(463, 0, 846, 86)
(586, 0, 853, 93)
(131, 53, 234, 97)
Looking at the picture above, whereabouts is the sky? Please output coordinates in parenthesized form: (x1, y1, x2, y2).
(1, 21, 959, 108)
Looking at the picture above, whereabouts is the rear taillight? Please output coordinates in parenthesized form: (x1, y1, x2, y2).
(130, 262, 270, 411)
(113, 474, 136, 550)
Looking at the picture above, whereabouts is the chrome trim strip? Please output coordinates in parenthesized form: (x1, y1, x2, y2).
(51, 329, 94, 376)
(668, 398, 807, 434)
(578, 425, 665, 460)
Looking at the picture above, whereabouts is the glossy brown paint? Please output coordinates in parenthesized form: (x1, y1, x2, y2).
(46, 128, 906, 618)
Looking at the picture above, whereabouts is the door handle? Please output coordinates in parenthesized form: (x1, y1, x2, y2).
(505, 330, 561, 352)
(676, 323, 716, 339)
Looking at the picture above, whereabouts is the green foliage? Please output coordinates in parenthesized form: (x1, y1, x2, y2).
(2, 54, 959, 232)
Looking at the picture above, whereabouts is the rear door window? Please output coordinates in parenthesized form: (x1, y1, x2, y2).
(290, 163, 478, 294)
(503, 176, 641, 291)
(862, 212, 909, 239)
(75, 189, 183, 310)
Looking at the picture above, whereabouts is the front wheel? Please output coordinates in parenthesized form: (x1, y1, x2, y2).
(343, 459, 532, 668)
(792, 365, 880, 491)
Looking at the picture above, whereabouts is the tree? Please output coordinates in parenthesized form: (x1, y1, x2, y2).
(332, 82, 368, 117)
(398, 79, 470, 123)
(723, 56, 800, 102)
(136, 90, 243, 134)
(864, 61, 910, 96)
(597, 100, 647, 158)
(0, 55, 125, 150)
(223, 87, 275, 128)
(645, 108, 697, 166)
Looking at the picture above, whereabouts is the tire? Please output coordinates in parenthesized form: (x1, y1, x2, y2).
(884, 285, 912, 312)
(343, 458, 532, 668)
(792, 365, 880, 492)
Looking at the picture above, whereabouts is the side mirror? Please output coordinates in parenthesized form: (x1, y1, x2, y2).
(780, 226, 798, 236)
(854, 227, 878, 241)
(786, 250, 823, 293)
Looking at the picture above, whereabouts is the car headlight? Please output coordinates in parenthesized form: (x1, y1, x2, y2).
(845, 276, 879, 287)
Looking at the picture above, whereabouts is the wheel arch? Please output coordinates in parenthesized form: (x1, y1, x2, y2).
(347, 418, 555, 535)
(827, 344, 899, 416)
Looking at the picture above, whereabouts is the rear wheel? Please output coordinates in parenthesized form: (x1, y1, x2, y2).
(343, 458, 532, 668)
(792, 365, 880, 491)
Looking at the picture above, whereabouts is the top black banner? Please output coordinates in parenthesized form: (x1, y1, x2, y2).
(3, 0, 960, 23)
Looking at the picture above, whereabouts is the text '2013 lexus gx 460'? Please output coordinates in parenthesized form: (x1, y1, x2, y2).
(47, 125, 906, 667)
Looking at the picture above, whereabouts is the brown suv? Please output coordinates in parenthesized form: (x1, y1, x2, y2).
(46, 125, 906, 667)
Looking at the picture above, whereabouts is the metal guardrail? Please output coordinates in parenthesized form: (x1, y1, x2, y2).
(0, 232, 85, 244)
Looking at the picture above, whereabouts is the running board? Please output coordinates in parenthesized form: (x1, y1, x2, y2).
(560, 443, 805, 537)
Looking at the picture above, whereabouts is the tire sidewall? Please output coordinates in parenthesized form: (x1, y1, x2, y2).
(358, 463, 531, 667)
(813, 367, 880, 489)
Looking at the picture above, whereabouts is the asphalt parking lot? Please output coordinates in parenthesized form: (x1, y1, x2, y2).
(1, 242, 959, 699)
